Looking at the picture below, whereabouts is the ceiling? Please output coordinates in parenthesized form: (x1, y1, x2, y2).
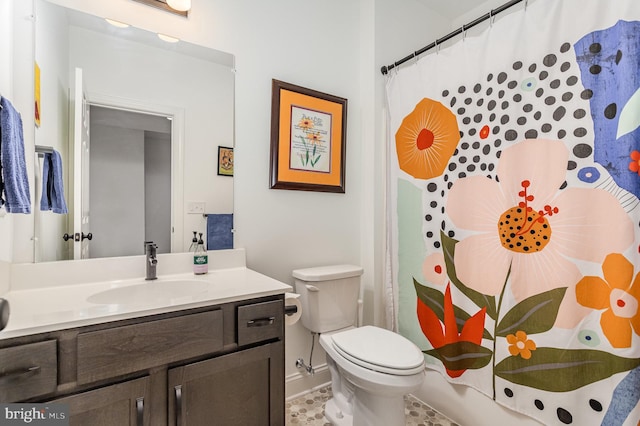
(415, 0, 495, 20)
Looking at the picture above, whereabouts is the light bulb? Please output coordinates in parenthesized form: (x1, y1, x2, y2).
(166, 0, 191, 12)
(157, 33, 180, 43)
(105, 18, 129, 28)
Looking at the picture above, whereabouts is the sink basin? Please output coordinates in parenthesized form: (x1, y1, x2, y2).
(87, 279, 209, 305)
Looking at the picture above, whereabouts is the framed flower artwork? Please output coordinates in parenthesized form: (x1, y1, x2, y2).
(269, 79, 348, 193)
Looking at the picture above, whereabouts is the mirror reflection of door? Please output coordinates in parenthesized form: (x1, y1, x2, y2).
(87, 105, 171, 259)
(71, 68, 91, 260)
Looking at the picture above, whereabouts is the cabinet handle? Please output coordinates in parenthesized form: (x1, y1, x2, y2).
(174, 385, 183, 426)
(247, 317, 275, 327)
(136, 397, 144, 426)
(0, 366, 40, 384)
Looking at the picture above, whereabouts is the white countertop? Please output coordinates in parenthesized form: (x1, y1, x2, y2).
(0, 267, 292, 340)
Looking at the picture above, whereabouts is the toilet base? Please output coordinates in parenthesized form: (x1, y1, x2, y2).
(324, 398, 352, 426)
(323, 390, 407, 426)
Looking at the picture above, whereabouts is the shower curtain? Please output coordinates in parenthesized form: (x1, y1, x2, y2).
(385, 0, 640, 424)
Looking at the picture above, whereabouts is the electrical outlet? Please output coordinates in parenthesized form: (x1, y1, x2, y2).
(187, 201, 206, 214)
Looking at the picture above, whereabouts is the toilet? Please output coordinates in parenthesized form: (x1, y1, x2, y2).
(294, 265, 425, 426)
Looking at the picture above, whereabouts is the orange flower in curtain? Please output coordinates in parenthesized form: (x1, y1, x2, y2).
(506, 331, 537, 359)
(417, 283, 486, 378)
(576, 253, 640, 348)
(395, 98, 460, 179)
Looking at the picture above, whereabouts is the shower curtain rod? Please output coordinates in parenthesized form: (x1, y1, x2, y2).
(380, 0, 526, 75)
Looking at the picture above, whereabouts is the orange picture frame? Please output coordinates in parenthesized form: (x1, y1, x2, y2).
(269, 79, 348, 193)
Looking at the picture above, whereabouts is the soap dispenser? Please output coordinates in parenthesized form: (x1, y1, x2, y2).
(193, 232, 208, 275)
(188, 231, 198, 253)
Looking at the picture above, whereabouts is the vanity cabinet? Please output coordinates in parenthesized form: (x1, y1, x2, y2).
(0, 340, 57, 401)
(0, 295, 284, 426)
(50, 377, 151, 426)
(168, 343, 283, 426)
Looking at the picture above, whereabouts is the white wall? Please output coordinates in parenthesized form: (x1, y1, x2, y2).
(226, 0, 366, 393)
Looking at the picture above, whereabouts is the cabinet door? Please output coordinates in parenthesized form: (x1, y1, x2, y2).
(168, 342, 283, 426)
(49, 376, 151, 426)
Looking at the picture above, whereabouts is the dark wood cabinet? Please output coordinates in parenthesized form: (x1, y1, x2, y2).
(50, 376, 150, 426)
(168, 342, 284, 426)
(0, 340, 57, 401)
(0, 295, 285, 426)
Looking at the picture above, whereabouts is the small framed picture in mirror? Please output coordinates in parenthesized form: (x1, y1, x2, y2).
(217, 146, 234, 176)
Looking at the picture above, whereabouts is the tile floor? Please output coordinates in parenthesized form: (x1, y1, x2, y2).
(286, 386, 459, 426)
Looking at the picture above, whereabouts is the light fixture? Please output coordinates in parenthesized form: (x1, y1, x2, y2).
(166, 0, 191, 12)
(157, 33, 180, 43)
(105, 18, 130, 28)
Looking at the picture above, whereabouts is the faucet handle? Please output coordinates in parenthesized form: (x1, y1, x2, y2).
(144, 241, 157, 252)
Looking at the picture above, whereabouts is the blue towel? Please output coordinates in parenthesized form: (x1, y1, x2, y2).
(206, 214, 233, 250)
(40, 150, 68, 214)
(0, 97, 30, 213)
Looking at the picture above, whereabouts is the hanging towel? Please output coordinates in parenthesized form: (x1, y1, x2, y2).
(40, 150, 68, 214)
(206, 214, 233, 250)
(0, 96, 30, 213)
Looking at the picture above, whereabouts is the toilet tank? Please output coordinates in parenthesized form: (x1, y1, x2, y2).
(293, 264, 364, 333)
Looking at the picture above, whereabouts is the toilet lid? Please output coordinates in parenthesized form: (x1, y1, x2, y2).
(331, 326, 424, 375)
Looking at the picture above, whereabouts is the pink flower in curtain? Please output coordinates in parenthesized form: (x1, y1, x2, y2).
(446, 139, 634, 327)
(422, 252, 447, 286)
(576, 253, 640, 348)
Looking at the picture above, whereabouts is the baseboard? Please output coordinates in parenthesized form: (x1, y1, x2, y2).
(285, 363, 331, 400)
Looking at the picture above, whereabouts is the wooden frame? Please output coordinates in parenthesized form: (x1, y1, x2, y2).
(269, 79, 347, 193)
(217, 146, 234, 176)
(131, 0, 189, 17)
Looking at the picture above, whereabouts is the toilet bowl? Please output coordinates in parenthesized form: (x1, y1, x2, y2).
(319, 326, 425, 426)
(293, 265, 425, 426)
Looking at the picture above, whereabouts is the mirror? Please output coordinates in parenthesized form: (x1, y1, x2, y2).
(32, 0, 235, 262)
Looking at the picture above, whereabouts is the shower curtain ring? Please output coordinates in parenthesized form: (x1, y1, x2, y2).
(525, 0, 529, 10)
(462, 24, 466, 41)
(489, 9, 495, 27)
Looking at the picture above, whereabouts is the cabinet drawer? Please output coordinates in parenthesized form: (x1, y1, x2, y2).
(237, 300, 283, 346)
(50, 376, 150, 426)
(0, 340, 57, 402)
(77, 309, 223, 385)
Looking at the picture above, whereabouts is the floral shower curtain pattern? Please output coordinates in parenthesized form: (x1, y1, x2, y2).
(385, 0, 640, 425)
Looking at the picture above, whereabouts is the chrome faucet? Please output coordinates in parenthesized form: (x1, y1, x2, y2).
(145, 241, 158, 280)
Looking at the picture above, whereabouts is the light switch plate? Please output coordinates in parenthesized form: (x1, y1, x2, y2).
(187, 201, 205, 214)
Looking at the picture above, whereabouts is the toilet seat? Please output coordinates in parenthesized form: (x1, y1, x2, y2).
(329, 326, 424, 376)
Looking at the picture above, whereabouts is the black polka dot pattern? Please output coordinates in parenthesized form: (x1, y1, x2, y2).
(589, 399, 603, 412)
(426, 40, 595, 248)
(557, 407, 573, 424)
